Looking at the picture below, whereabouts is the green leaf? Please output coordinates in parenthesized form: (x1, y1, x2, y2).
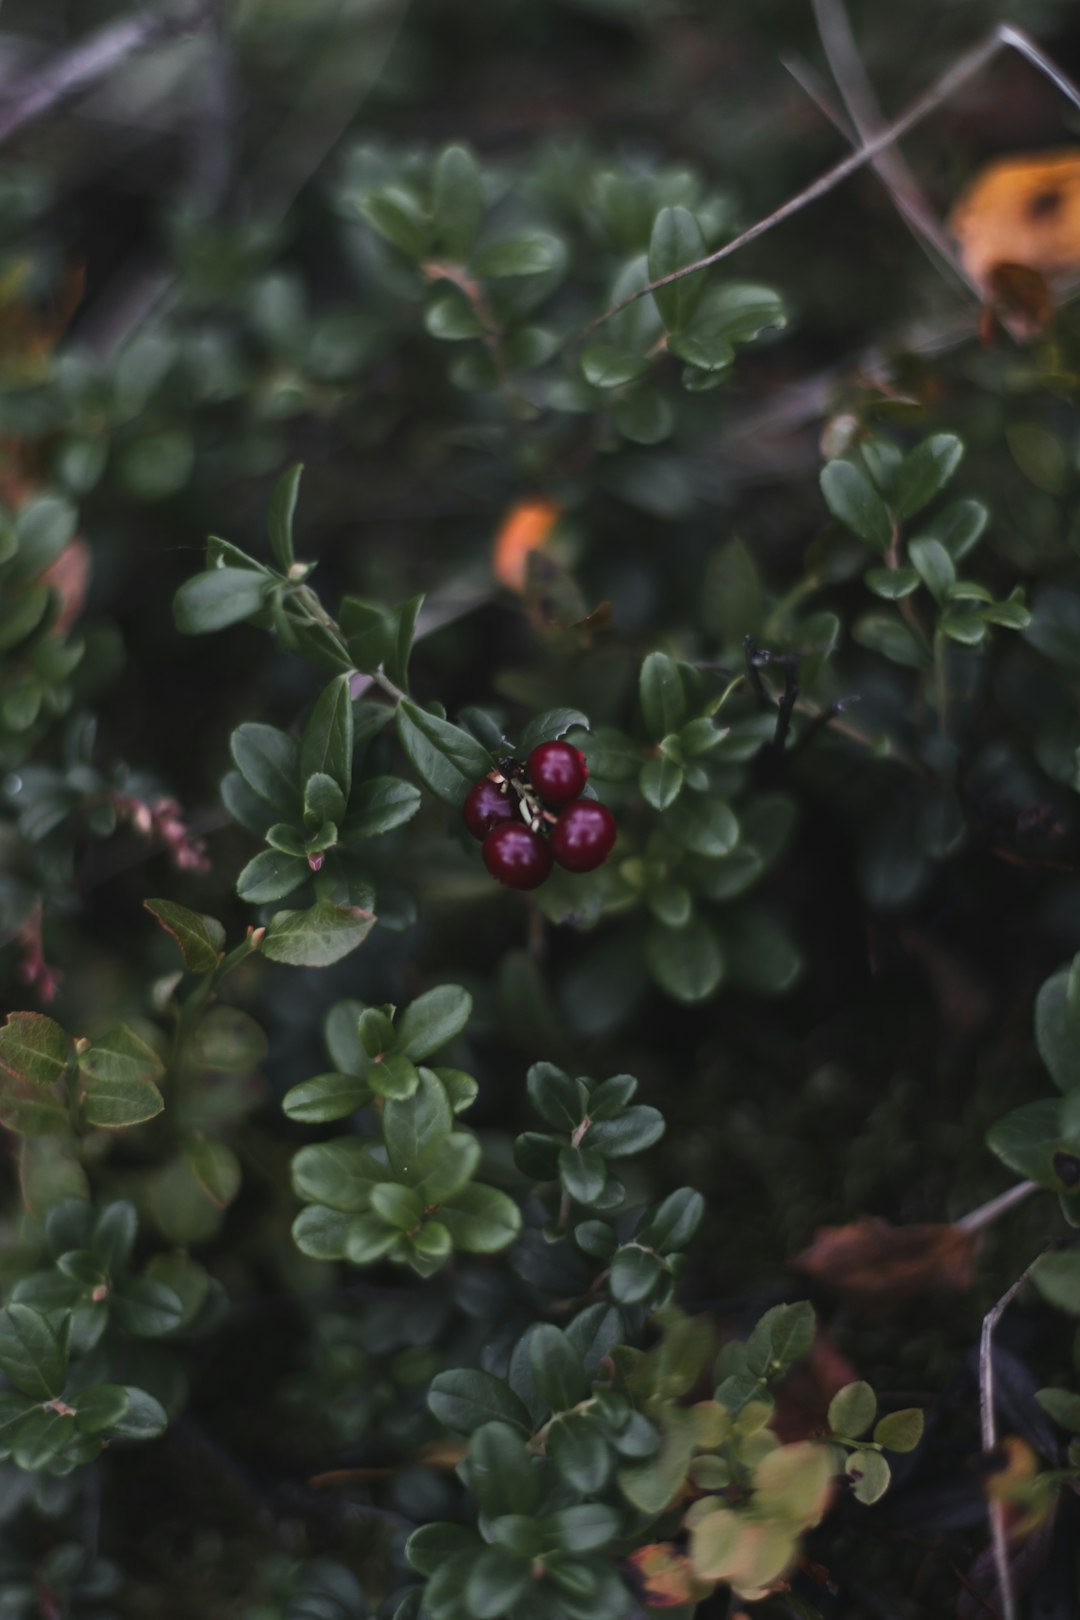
(143, 900, 225, 973)
(286, 1071, 370, 1129)
(873, 1408, 924, 1452)
(340, 596, 397, 672)
(464, 1547, 532, 1620)
(0, 1013, 72, 1087)
(428, 1368, 531, 1434)
(865, 566, 920, 600)
(618, 1406, 696, 1513)
(828, 1381, 877, 1438)
(383, 1069, 453, 1175)
(92, 1202, 137, 1271)
(648, 206, 707, 332)
(301, 676, 354, 802)
(408, 1131, 480, 1202)
(293, 1138, 389, 1212)
(0, 1304, 66, 1398)
(820, 460, 892, 552)
(11, 1407, 77, 1471)
(637, 1187, 704, 1254)
(189, 1006, 267, 1075)
(1036, 1388, 1080, 1432)
(407, 1523, 482, 1578)
(559, 1145, 607, 1204)
(745, 1302, 815, 1378)
(291, 1205, 350, 1260)
(370, 1182, 423, 1229)
(666, 794, 738, 857)
(396, 985, 473, 1062)
(986, 1099, 1073, 1190)
(472, 229, 564, 278)
(908, 537, 955, 603)
(185, 1138, 241, 1207)
(1036, 963, 1080, 1093)
(111, 1277, 184, 1337)
(174, 567, 268, 634)
(230, 723, 301, 818)
(526, 1063, 584, 1131)
(433, 144, 482, 260)
(357, 185, 429, 258)
(341, 776, 421, 840)
(586, 1105, 664, 1158)
(545, 1503, 620, 1553)
(529, 1324, 588, 1413)
(640, 754, 684, 810)
(548, 1413, 612, 1493)
(267, 462, 303, 572)
(580, 343, 648, 389)
(72, 1383, 130, 1435)
(704, 536, 763, 645)
(610, 1245, 664, 1304)
(891, 434, 964, 522)
(646, 917, 724, 1002)
(396, 701, 493, 806)
(236, 848, 307, 903)
(640, 652, 686, 739)
(466, 1420, 542, 1517)
(847, 1447, 891, 1505)
(79, 1026, 165, 1128)
(518, 708, 590, 755)
(1031, 1250, 1080, 1314)
(440, 1184, 522, 1252)
(107, 1385, 168, 1441)
(916, 497, 988, 561)
(262, 900, 376, 967)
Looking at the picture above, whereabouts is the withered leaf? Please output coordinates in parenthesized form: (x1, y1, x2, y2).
(793, 1217, 978, 1309)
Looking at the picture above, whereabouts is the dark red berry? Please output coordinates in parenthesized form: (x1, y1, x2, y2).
(526, 740, 589, 805)
(549, 799, 617, 873)
(463, 779, 516, 841)
(482, 822, 553, 889)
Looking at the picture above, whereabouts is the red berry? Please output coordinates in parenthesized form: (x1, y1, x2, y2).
(482, 822, 553, 889)
(549, 799, 617, 873)
(526, 740, 589, 805)
(463, 779, 516, 841)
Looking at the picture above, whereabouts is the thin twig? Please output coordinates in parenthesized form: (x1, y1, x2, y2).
(957, 1181, 1038, 1234)
(0, 1, 217, 147)
(810, 0, 973, 292)
(581, 23, 1080, 338)
(979, 1258, 1041, 1620)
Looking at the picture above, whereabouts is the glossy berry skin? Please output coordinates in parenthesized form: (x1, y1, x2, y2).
(526, 741, 589, 805)
(549, 799, 617, 873)
(482, 822, 553, 889)
(463, 779, 516, 841)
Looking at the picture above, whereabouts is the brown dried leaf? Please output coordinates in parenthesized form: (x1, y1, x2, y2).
(793, 1217, 978, 1310)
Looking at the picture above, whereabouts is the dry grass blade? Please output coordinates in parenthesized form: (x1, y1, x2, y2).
(0, 0, 218, 147)
(582, 23, 1080, 338)
(979, 1259, 1041, 1620)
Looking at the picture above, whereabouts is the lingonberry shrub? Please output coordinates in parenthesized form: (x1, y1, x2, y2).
(3, 3, 1080, 1616)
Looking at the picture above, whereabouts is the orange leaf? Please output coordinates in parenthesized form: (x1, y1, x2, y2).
(950, 151, 1080, 289)
(793, 1217, 978, 1312)
(492, 496, 560, 592)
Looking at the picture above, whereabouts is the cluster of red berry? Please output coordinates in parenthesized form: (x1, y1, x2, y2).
(463, 741, 617, 890)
